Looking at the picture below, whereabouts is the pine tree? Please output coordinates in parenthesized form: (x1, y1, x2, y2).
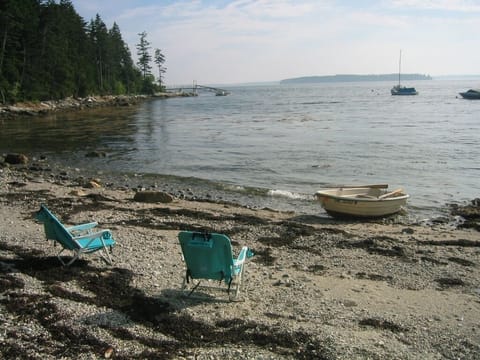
(154, 48, 166, 89)
(0, 1, 158, 102)
(136, 31, 151, 79)
(88, 14, 109, 93)
(0, 0, 42, 102)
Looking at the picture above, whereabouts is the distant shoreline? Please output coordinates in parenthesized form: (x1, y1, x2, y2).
(280, 74, 432, 84)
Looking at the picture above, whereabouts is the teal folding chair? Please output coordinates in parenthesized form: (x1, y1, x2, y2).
(178, 231, 254, 300)
(35, 204, 115, 266)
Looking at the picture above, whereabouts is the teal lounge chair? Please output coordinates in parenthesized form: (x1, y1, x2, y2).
(35, 204, 115, 266)
(178, 231, 254, 300)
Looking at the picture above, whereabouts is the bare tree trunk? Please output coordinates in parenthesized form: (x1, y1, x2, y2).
(98, 53, 103, 91)
(20, 43, 26, 87)
(0, 23, 8, 75)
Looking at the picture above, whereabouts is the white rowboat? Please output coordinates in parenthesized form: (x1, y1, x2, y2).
(315, 185, 409, 218)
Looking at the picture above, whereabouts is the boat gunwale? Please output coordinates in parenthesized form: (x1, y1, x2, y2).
(315, 190, 410, 203)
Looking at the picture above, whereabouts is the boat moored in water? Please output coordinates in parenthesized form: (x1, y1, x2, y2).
(459, 89, 480, 100)
(215, 90, 230, 96)
(391, 85, 418, 96)
(391, 50, 418, 96)
(315, 184, 409, 218)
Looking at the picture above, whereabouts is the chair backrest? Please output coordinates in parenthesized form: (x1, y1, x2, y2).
(35, 204, 77, 250)
(178, 231, 234, 283)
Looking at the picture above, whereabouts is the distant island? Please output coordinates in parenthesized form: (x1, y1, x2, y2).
(280, 74, 432, 84)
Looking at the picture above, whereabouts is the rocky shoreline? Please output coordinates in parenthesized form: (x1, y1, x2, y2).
(1, 158, 480, 359)
(0, 92, 195, 118)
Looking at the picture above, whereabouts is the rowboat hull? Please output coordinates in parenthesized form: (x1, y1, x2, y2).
(315, 186, 409, 218)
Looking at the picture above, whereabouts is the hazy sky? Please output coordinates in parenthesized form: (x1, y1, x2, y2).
(70, 0, 480, 85)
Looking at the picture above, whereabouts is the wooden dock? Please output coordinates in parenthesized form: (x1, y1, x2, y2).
(165, 83, 230, 96)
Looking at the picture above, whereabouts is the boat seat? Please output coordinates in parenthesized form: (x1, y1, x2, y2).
(355, 194, 377, 199)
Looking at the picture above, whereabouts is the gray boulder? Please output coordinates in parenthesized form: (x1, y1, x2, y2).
(133, 191, 174, 203)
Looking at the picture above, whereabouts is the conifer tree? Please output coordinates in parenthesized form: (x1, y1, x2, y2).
(136, 31, 151, 79)
(0, 1, 159, 102)
(154, 48, 166, 89)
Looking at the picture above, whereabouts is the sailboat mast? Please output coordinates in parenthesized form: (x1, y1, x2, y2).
(398, 50, 402, 86)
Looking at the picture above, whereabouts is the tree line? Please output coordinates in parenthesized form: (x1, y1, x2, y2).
(0, 0, 166, 104)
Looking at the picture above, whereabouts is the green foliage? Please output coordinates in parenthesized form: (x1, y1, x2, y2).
(141, 74, 156, 95)
(154, 48, 166, 87)
(0, 0, 161, 103)
(136, 31, 152, 79)
(113, 80, 126, 95)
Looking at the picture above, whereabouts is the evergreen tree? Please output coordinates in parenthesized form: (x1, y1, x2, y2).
(0, 0, 41, 102)
(154, 48, 166, 89)
(88, 14, 109, 93)
(136, 31, 151, 79)
(0, 1, 163, 103)
(37, 0, 92, 99)
(107, 22, 142, 94)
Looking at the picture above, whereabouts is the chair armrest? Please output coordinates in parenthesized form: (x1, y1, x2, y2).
(73, 229, 114, 248)
(234, 246, 254, 266)
(67, 222, 98, 233)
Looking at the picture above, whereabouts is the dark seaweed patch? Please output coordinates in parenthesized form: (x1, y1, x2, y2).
(339, 237, 408, 258)
(355, 272, 393, 282)
(257, 235, 287, 246)
(359, 317, 407, 333)
(253, 247, 276, 266)
(0, 273, 25, 290)
(308, 264, 327, 274)
(448, 257, 476, 267)
(436, 277, 465, 287)
(420, 239, 480, 247)
(420, 256, 447, 265)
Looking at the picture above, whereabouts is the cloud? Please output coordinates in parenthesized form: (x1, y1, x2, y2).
(71, 0, 480, 84)
(390, 0, 480, 12)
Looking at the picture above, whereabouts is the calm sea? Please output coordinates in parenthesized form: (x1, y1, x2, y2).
(1, 80, 479, 220)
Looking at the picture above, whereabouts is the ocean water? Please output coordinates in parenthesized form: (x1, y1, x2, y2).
(1, 80, 479, 220)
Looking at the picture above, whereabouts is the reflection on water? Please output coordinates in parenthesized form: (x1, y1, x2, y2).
(0, 106, 139, 153)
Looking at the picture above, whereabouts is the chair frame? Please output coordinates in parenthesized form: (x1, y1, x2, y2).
(178, 231, 253, 300)
(35, 204, 115, 266)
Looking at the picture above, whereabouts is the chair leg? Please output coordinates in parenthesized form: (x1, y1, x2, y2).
(99, 247, 113, 265)
(230, 265, 245, 301)
(98, 237, 114, 265)
(64, 253, 80, 267)
(56, 248, 67, 266)
(181, 277, 202, 297)
(57, 248, 79, 266)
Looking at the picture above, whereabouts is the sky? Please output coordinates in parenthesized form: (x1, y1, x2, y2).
(70, 0, 480, 86)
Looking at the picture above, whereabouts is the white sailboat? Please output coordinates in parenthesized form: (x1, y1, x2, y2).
(391, 50, 418, 95)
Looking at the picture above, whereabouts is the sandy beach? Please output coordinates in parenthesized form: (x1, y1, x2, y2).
(1, 158, 479, 359)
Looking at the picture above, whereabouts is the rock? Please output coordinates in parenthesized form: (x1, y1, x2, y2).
(450, 199, 480, 231)
(104, 346, 114, 359)
(343, 299, 357, 307)
(5, 153, 28, 165)
(114, 96, 132, 106)
(69, 189, 87, 197)
(450, 199, 480, 220)
(85, 180, 102, 188)
(401, 227, 414, 234)
(133, 191, 174, 203)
